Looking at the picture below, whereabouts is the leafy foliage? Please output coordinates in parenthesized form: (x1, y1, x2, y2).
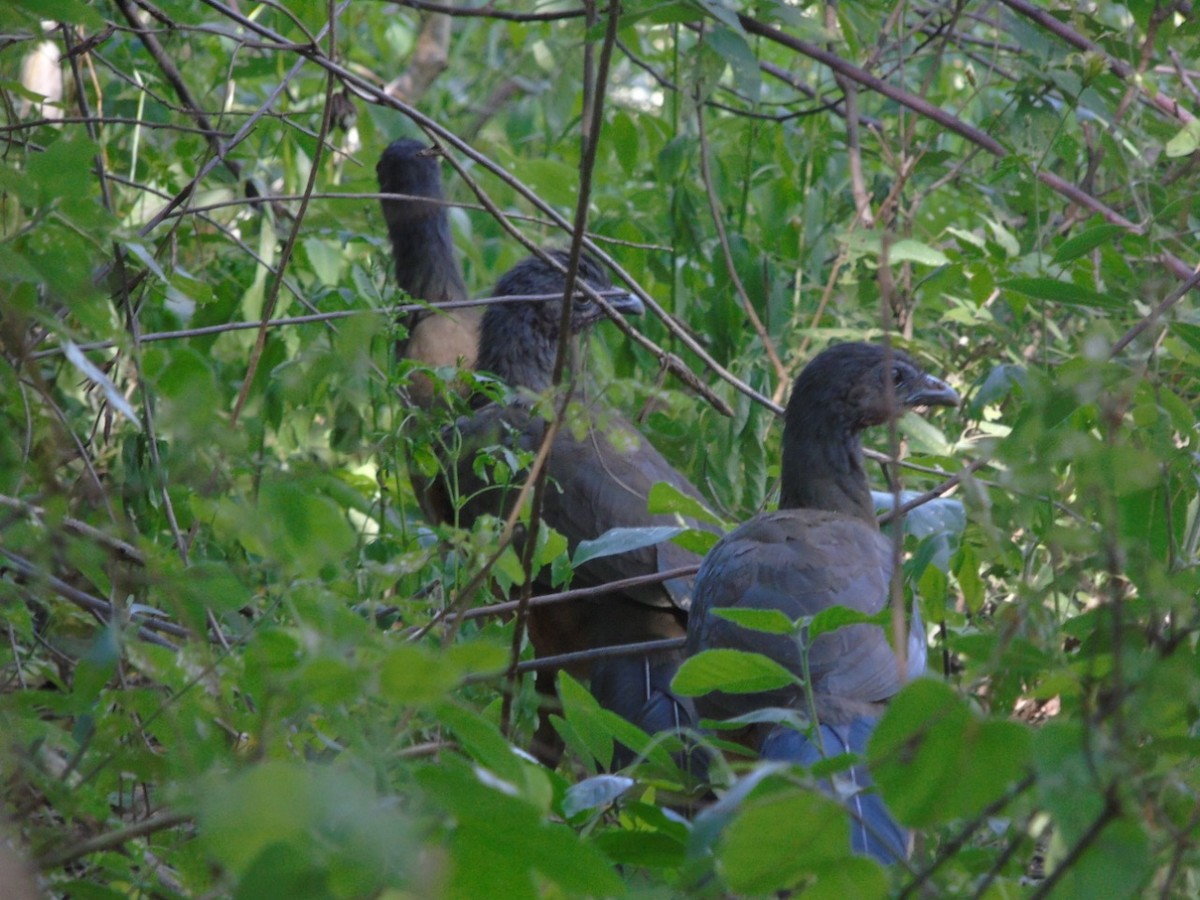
(2, 1, 1200, 896)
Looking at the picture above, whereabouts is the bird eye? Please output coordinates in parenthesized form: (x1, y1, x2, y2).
(891, 365, 906, 386)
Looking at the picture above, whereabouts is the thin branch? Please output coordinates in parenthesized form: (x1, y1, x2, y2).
(391, 0, 585, 21)
(696, 89, 789, 392)
(29, 289, 641, 359)
(0, 116, 232, 135)
(1027, 787, 1120, 900)
(736, 12, 1198, 283)
(0, 494, 145, 565)
(404, 564, 702, 634)
(500, 0, 621, 737)
(112, 0, 241, 179)
(464, 636, 687, 683)
(230, 5, 342, 425)
(998, 0, 1195, 124)
(36, 810, 193, 870)
(899, 772, 1036, 898)
(0, 549, 185, 648)
(198, 0, 767, 416)
(1109, 265, 1200, 358)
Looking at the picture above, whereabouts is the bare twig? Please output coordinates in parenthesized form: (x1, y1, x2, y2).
(464, 636, 688, 683)
(403, 564, 702, 635)
(230, 7, 341, 425)
(998, 0, 1194, 124)
(1109, 265, 1200, 358)
(696, 93, 789, 392)
(0, 549, 186, 648)
(391, 0, 584, 21)
(36, 810, 193, 870)
(736, 12, 1198, 283)
(0, 495, 145, 565)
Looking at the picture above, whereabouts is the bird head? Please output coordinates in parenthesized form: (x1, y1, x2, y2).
(476, 250, 641, 392)
(791, 342, 959, 430)
(490, 249, 643, 339)
(376, 139, 445, 220)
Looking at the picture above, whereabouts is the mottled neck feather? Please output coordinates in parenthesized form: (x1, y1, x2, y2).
(476, 306, 565, 394)
(779, 398, 877, 524)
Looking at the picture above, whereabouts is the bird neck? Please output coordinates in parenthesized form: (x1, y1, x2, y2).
(476, 310, 572, 394)
(778, 409, 876, 524)
(387, 212, 468, 305)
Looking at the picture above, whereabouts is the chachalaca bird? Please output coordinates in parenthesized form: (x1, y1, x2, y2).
(376, 138, 478, 410)
(440, 252, 718, 768)
(684, 342, 958, 862)
(376, 139, 715, 766)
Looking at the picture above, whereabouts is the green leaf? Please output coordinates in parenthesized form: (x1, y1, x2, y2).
(72, 624, 120, 706)
(444, 640, 509, 678)
(706, 25, 760, 98)
(985, 217, 1020, 257)
(887, 239, 949, 267)
(1052, 224, 1126, 264)
(302, 236, 344, 286)
(559, 672, 679, 772)
(712, 607, 795, 635)
(1052, 819, 1153, 899)
(594, 828, 687, 869)
(418, 757, 625, 897)
(379, 645, 460, 704)
(199, 762, 411, 893)
(176, 559, 252, 624)
(871, 680, 1032, 826)
(695, 0, 743, 30)
(610, 111, 639, 176)
(557, 671, 615, 769)
(437, 703, 527, 791)
(9, 0, 105, 26)
(573, 525, 683, 566)
(1002, 277, 1122, 310)
(806, 604, 888, 639)
(719, 788, 888, 896)
(1172, 322, 1200, 355)
(953, 544, 985, 613)
(27, 133, 101, 204)
(647, 480, 724, 525)
(517, 158, 579, 207)
(1165, 119, 1200, 158)
(533, 523, 569, 571)
(672, 649, 798, 697)
(259, 480, 356, 576)
(562, 774, 635, 817)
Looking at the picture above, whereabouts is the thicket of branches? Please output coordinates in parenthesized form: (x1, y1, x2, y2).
(2, 0, 1200, 896)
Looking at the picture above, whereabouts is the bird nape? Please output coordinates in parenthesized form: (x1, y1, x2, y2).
(438, 251, 718, 772)
(376, 138, 475, 408)
(684, 341, 959, 863)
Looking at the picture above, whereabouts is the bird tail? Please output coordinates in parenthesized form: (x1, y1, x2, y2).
(759, 717, 909, 864)
(589, 651, 704, 774)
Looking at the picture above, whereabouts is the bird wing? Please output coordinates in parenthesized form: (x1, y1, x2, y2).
(546, 410, 716, 610)
(686, 509, 907, 722)
(447, 400, 714, 764)
(450, 400, 715, 613)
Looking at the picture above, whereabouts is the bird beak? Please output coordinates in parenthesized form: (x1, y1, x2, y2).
(906, 373, 959, 408)
(602, 290, 645, 318)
